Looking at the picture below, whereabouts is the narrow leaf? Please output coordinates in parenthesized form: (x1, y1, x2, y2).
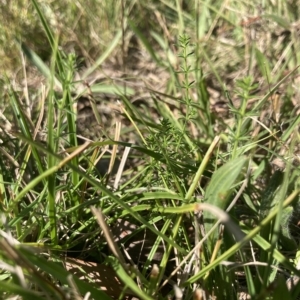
(19, 42, 62, 90)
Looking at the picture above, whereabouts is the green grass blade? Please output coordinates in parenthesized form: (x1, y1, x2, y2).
(282, 113, 300, 142)
(0, 282, 46, 300)
(90, 83, 135, 95)
(255, 48, 271, 81)
(82, 30, 123, 79)
(45, 42, 60, 245)
(6, 80, 43, 175)
(62, 55, 80, 211)
(31, 0, 64, 74)
(128, 20, 161, 65)
(107, 256, 154, 300)
(19, 42, 62, 90)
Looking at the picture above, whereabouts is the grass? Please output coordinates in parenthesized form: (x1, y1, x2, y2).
(0, 0, 300, 299)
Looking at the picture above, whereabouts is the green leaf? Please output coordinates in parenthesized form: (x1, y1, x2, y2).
(128, 20, 161, 65)
(280, 206, 297, 250)
(107, 257, 154, 300)
(82, 30, 123, 79)
(90, 83, 135, 96)
(262, 14, 290, 30)
(204, 156, 248, 237)
(272, 275, 292, 300)
(185, 189, 300, 285)
(0, 282, 46, 300)
(259, 170, 284, 219)
(255, 48, 271, 81)
(18, 42, 62, 90)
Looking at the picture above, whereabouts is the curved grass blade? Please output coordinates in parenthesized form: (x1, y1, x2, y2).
(82, 30, 123, 79)
(128, 20, 161, 65)
(31, 0, 63, 74)
(19, 42, 62, 90)
(184, 189, 300, 285)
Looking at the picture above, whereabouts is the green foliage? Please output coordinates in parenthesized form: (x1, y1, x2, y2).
(203, 156, 248, 245)
(1, 0, 300, 300)
(226, 76, 259, 158)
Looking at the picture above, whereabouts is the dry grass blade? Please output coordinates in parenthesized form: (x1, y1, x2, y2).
(114, 145, 131, 190)
(109, 121, 121, 176)
(90, 206, 128, 270)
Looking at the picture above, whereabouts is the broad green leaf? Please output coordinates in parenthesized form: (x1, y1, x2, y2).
(272, 275, 292, 300)
(204, 156, 248, 237)
(280, 206, 297, 250)
(259, 170, 283, 219)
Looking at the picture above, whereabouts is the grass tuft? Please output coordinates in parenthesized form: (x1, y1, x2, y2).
(0, 0, 300, 299)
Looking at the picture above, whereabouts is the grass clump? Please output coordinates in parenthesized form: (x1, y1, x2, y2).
(0, 0, 300, 300)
